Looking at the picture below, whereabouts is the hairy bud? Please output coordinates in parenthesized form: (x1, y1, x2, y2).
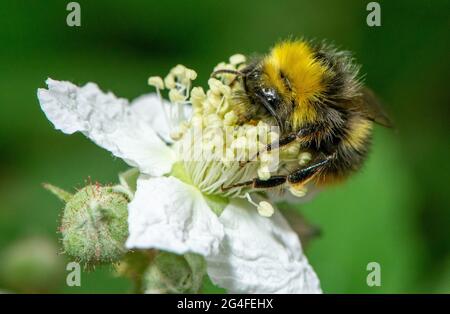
(60, 184, 129, 265)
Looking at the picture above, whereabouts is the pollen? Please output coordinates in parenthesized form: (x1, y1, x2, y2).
(257, 201, 275, 218)
(148, 76, 164, 90)
(289, 185, 308, 197)
(229, 54, 246, 66)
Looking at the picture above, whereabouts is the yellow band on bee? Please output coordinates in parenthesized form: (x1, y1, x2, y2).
(263, 40, 328, 127)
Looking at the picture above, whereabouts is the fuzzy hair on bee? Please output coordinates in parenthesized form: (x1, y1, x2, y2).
(216, 39, 392, 191)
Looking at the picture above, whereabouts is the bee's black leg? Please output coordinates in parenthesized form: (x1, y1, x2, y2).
(221, 175, 287, 191)
(223, 155, 333, 192)
(287, 158, 330, 185)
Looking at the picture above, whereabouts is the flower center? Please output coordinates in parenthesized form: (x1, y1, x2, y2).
(148, 55, 311, 215)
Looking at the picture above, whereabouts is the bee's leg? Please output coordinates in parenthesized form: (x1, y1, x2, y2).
(224, 154, 334, 191)
(240, 126, 315, 166)
(223, 156, 331, 191)
(287, 158, 330, 186)
(221, 175, 287, 191)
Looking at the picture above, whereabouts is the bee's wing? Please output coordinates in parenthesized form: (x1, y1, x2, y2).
(356, 87, 394, 128)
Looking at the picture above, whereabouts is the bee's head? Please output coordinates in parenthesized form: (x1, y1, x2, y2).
(255, 40, 331, 129)
(240, 65, 287, 132)
(211, 65, 287, 131)
(211, 40, 333, 131)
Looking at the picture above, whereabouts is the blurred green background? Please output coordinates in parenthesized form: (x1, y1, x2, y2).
(0, 0, 448, 293)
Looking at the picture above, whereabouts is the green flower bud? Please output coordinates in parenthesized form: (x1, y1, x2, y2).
(143, 252, 206, 294)
(60, 185, 129, 266)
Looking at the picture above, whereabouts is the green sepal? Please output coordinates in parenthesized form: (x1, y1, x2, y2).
(42, 183, 73, 202)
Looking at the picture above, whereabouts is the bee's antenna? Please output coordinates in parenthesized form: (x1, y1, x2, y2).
(210, 69, 245, 78)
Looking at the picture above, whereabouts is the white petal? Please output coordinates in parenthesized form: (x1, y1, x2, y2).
(130, 94, 191, 144)
(37, 79, 176, 176)
(126, 175, 224, 256)
(206, 199, 321, 293)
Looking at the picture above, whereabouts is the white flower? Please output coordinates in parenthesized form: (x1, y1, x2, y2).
(37, 60, 321, 293)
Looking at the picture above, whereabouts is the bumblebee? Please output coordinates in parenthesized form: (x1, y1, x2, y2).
(214, 40, 392, 191)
